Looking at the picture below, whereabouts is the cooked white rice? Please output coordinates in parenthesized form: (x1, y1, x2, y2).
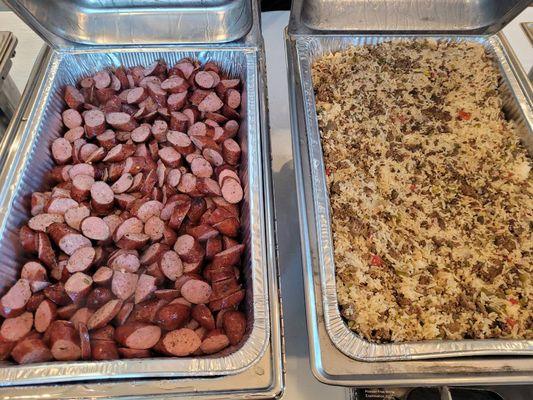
(312, 39, 533, 342)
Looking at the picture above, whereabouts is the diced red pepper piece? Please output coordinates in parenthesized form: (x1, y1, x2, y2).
(409, 184, 417, 191)
(506, 317, 517, 328)
(458, 110, 471, 121)
(509, 298, 519, 305)
(370, 254, 383, 266)
(325, 167, 331, 176)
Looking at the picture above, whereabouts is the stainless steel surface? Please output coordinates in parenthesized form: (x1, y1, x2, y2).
(286, 0, 533, 380)
(0, 46, 269, 386)
(295, 34, 532, 362)
(0, 8, 284, 396)
(0, 31, 19, 121)
(3, 0, 252, 47)
(292, 0, 530, 34)
(521, 22, 533, 44)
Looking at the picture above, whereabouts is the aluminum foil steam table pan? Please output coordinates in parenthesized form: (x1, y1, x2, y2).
(0, 46, 270, 386)
(295, 34, 533, 362)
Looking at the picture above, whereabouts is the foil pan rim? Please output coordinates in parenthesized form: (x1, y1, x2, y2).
(0, 46, 269, 386)
(295, 34, 533, 361)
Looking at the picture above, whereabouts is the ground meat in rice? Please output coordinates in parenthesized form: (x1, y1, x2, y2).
(312, 39, 532, 343)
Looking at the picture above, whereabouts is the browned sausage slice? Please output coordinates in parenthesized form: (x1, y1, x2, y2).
(0, 279, 32, 318)
(221, 178, 243, 204)
(181, 280, 212, 305)
(65, 272, 93, 303)
(215, 79, 240, 97)
(188, 121, 207, 137)
(140, 242, 169, 266)
(191, 304, 215, 331)
(197, 177, 222, 197)
(109, 250, 140, 273)
(200, 329, 230, 354)
(31, 192, 51, 216)
(195, 71, 215, 89)
(116, 232, 150, 250)
(93, 266, 113, 286)
(212, 244, 245, 269)
(167, 92, 187, 111)
(37, 232, 57, 269)
(106, 112, 138, 132)
(131, 124, 151, 143)
(84, 109, 106, 138)
(167, 131, 194, 156)
(114, 302, 134, 326)
(78, 323, 91, 360)
(134, 274, 157, 304)
(147, 82, 167, 107)
(91, 340, 118, 360)
(93, 70, 111, 89)
(118, 347, 152, 358)
(86, 287, 114, 309)
(20, 261, 48, 292)
(70, 307, 93, 328)
(225, 89, 241, 109)
(64, 85, 85, 109)
(51, 138, 73, 165)
(160, 328, 200, 356)
(134, 200, 163, 222)
(161, 76, 188, 93)
(223, 310, 246, 345)
(28, 213, 64, 232)
(81, 216, 110, 241)
(112, 271, 138, 300)
(154, 302, 190, 331)
(62, 108, 83, 129)
(187, 224, 219, 242)
(222, 138, 241, 166)
(154, 289, 181, 301)
(183, 107, 200, 126)
(169, 111, 189, 132)
(0, 312, 33, 341)
(127, 86, 148, 104)
(175, 173, 196, 196)
(66, 246, 95, 273)
(69, 163, 95, 180)
(19, 225, 38, 254)
(202, 148, 224, 167)
(96, 129, 117, 150)
(43, 282, 71, 306)
(189, 89, 210, 106)
(11, 338, 53, 364)
(157, 147, 180, 169)
(115, 322, 161, 350)
(144, 215, 165, 241)
(190, 157, 213, 178)
(48, 320, 81, 361)
(71, 174, 94, 203)
(103, 143, 136, 163)
(159, 250, 183, 281)
(87, 299, 123, 330)
(174, 234, 204, 263)
(114, 218, 143, 243)
(209, 289, 245, 311)
(48, 223, 92, 255)
(198, 92, 223, 113)
(90, 181, 114, 214)
(34, 299, 57, 333)
(91, 325, 115, 341)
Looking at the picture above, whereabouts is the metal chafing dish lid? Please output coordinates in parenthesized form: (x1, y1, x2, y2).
(3, 0, 253, 47)
(293, 0, 530, 34)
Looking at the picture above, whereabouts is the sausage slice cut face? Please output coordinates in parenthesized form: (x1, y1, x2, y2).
(6, 59, 248, 363)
